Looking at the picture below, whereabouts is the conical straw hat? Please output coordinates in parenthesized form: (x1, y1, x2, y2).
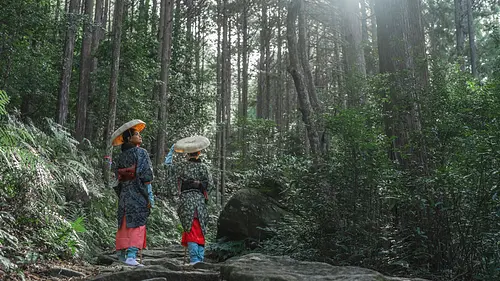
(174, 136, 210, 153)
(110, 119, 146, 146)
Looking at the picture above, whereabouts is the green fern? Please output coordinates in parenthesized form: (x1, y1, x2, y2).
(0, 90, 9, 115)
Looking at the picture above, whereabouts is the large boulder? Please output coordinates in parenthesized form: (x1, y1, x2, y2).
(221, 253, 429, 281)
(216, 188, 289, 242)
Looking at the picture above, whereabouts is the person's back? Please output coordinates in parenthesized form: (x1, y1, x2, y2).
(164, 137, 212, 264)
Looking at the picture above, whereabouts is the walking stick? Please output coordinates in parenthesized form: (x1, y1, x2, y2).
(139, 248, 143, 264)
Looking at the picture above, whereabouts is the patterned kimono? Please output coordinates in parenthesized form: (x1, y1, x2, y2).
(169, 159, 213, 242)
(113, 146, 154, 250)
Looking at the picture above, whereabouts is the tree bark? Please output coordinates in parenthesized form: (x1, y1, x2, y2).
(104, 0, 110, 31)
(275, 3, 283, 133)
(241, 1, 249, 160)
(341, 0, 366, 107)
(369, 0, 377, 68)
(220, 0, 231, 206)
(264, 6, 271, 119)
(104, 0, 125, 184)
(85, 0, 105, 140)
(154, 0, 174, 167)
(215, 0, 222, 206)
(75, 0, 95, 141)
(237, 14, 242, 122)
(375, 0, 428, 169)
(466, 0, 477, 78)
(297, 0, 319, 112)
(57, 0, 81, 126)
(151, 0, 158, 37)
(257, 0, 267, 119)
(287, 0, 320, 157)
(454, 0, 465, 71)
(360, 0, 373, 75)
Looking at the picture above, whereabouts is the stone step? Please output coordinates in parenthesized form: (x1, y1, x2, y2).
(88, 266, 219, 281)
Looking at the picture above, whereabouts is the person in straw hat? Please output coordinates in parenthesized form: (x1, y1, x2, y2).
(164, 136, 213, 265)
(110, 119, 155, 267)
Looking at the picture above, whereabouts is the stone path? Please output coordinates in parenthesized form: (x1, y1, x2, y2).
(36, 245, 429, 281)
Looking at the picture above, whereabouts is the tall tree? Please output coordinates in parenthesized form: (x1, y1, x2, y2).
(154, 0, 174, 167)
(75, 0, 95, 141)
(466, 0, 478, 77)
(104, 0, 126, 183)
(341, 0, 366, 106)
(375, 0, 428, 169)
(57, 0, 81, 126)
(360, 0, 375, 75)
(297, 0, 319, 112)
(219, 0, 231, 206)
(152, 0, 158, 36)
(287, 0, 321, 157)
(215, 0, 222, 206)
(241, 0, 249, 160)
(275, 3, 284, 134)
(264, 5, 271, 120)
(455, 0, 465, 71)
(85, 0, 106, 140)
(257, 0, 268, 119)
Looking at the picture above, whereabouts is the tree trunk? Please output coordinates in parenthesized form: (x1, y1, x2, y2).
(275, 3, 283, 134)
(57, 0, 81, 126)
(297, 0, 319, 112)
(104, 0, 126, 184)
(104, 0, 110, 31)
(407, 0, 429, 90)
(360, 0, 373, 75)
(195, 14, 202, 94)
(185, 0, 194, 43)
(154, 0, 174, 167)
(454, 0, 465, 71)
(55, 0, 62, 40)
(151, 0, 158, 37)
(215, 0, 222, 207)
(241, 1, 249, 161)
(466, 0, 477, 78)
(264, 9, 271, 120)
(343, 0, 367, 103)
(341, 0, 366, 107)
(75, 0, 95, 142)
(85, 0, 105, 140)
(287, 0, 320, 157)
(368, 0, 379, 74)
(374, 0, 428, 169)
(220, 0, 231, 206)
(257, 0, 267, 119)
(237, 14, 242, 123)
(129, 0, 135, 33)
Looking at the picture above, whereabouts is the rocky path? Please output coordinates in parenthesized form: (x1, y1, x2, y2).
(30, 244, 429, 281)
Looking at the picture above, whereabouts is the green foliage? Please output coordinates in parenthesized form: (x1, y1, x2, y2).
(0, 91, 9, 115)
(207, 240, 246, 261)
(0, 113, 182, 276)
(255, 66, 500, 281)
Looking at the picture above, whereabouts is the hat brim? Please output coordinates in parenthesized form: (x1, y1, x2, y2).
(110, 120, 146, 146)
(174, 136, 210, 153)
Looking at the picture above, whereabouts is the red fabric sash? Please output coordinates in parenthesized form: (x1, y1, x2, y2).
(118, 164, 136, 181)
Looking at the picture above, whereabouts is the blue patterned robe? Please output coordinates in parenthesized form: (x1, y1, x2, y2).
(113, 147, 154, 229)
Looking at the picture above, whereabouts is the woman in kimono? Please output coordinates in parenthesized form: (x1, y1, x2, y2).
(111, 120, 155, 266)
(165, 136, 212, 265)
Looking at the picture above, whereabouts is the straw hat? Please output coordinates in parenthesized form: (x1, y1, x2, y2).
(110, 119, 146, 146)
(174, 136, 210, 153)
